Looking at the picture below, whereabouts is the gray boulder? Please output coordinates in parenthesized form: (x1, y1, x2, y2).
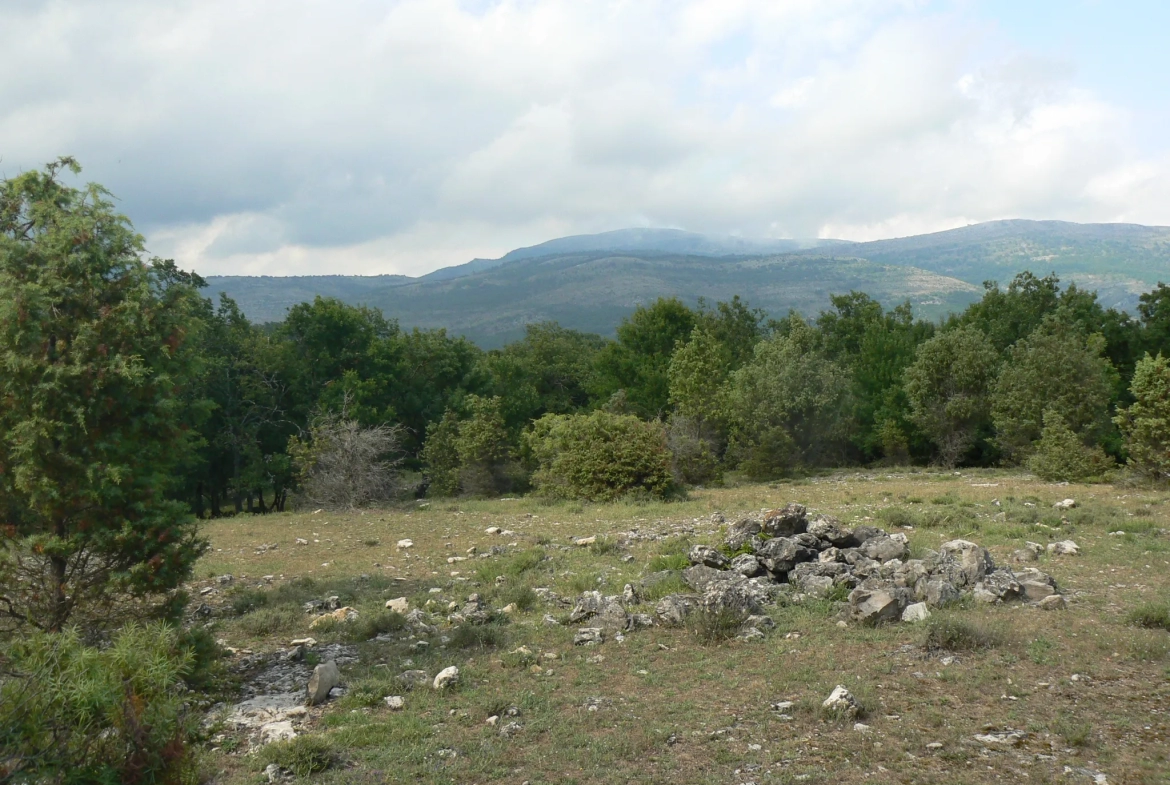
(306, 661, 340, 706)
(762, 503, 807, 537)
(724, 518, 763, 551)
(689, 544, 730, 569)
(756, 537, 816, 574)
(851, 525, 885, 544)
(860, 535, 909, 563)
(574, 628, 604, 646)
(807, 515, 856, 547)
(398, 669, 431, 690)
(939, 540, 995, 587)
(656, 594, 700, 626)
(922, 578, 960, 608)
(730, 553, 764, 577)
(848, 586, 911, 624)
(973, 569, 1021, 603)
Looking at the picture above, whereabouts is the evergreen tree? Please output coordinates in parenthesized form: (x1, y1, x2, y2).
(1115, 353, 1170, 483)
(0, 159, 207, 632)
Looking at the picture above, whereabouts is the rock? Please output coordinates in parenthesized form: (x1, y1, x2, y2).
(622, 583, 639, 604)
(756, 537, 816, 574)
(681, 564, 736, 592)
(939, 540, 995, 587)
(575, 536, 597, 546)
(848, 587, 908, 624)
(433, 666, 460, 690)
(854, 722, 871, 733)
(485, 526, 502, 534)
(799, 574, 835, 597)
(807, 515, 856, 547)
(974, 730, 1025, 747)
(216, 574, 234, 585)
(397, 539, 413, 549)
(725, 518, 763, 551)
(569, 591, 630, 631)
(901, 602, 931, 623)
(860, 535, 909, 563)
(264, 762, 288, 782)
(574, 628, 604, 646)
(260, 720, 297, 744)
(688, 544, 729, 569)
(656, 594, 700, 626)
(499, 721, 523, 738)
(922, 578, 960, 608)
(310, 606, 359, 628)
(851, 525, 884, 544)
(385, 597, 410, 614)
(1016, 568, 1057, 600)
(1048, 540, 1080, 556)
(973, 569, 1021, 603)
(822, 685, 860, 718)
(398, 669, 431, 689)
(486, 715, 499, 726)
(306, 661, 340, 706)
(384, 695, 405, 710)
(542, 614, 561, 626)
(1054, 499, 1077, 510)
(1039, 594, 1067, 610)
(763, 503, 808, 536)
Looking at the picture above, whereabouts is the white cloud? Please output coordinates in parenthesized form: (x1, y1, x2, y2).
(0, 0, 1165, 275)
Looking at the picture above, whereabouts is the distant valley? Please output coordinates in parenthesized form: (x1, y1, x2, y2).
(204, 221, 1170, 347)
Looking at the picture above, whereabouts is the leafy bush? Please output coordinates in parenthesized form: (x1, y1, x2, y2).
(258, 735, 339, 777)
(422, 396, 520, 497)
(1126, 601, 1170, 631)
(1115, 353, 1170, 484)
(0, 623, 198, 784)
(686, 605, 749, 645)
(1027, 410, 1115, 482)
(524, 410, 676, 501)
(921, 616, 1005, 652)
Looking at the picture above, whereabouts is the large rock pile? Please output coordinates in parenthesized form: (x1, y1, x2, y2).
(674, 504, 1065, 625)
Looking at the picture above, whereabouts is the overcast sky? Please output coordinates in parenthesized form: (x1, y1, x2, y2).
(3, 0, 1168, 277)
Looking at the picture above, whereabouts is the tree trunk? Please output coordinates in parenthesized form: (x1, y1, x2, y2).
(50, 520, 68, 632)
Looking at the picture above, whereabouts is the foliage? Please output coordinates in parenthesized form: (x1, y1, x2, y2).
(257, 735, 339, 777)
(685, 605, 749, 645)
(723, 318, 853, 478)
(1115, 353, 1170, 483)
(1026, 410, 1115, 482)
(1126, 601, 1170, 631)
(991, 317, 1118, 462)
(0, 158, 207, 633)
(592, 298, 698, 417)
(288, 404, 404, 509)
(421, 395, 517, 497)
(904, 326, 1000, 466)
(921, 616, 1005, 652)
(0, 623, 198, 784)
(524, 410, 676, 501)
(666, 413, 722, 486)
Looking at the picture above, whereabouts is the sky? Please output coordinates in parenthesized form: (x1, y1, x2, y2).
(2, 0, 1168, 277)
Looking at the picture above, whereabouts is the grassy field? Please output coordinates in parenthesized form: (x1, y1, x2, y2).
(194, 468, 1170, 784)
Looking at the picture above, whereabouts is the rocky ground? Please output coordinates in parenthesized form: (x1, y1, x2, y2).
(189, 470, 1170, 784)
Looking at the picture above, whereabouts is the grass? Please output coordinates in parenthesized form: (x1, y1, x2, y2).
(192, 468, 1170, 785)
(258, 735, 339, 776)
(1127, 601, 1170, 631)
(921, 615, 1006, 653)
(685, 605, 749, 645)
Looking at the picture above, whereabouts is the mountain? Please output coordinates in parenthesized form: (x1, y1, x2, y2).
(203, 220, 1170, 345)
(838, 219, 1170, 310)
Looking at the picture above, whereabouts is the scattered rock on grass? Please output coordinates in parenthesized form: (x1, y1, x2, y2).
(306, 661, 340, 706)
(1048, 540, 1080, 556)
(822, 685, 860, 718)
(433, 666, 460, 690)
(574, 628, 604, 646)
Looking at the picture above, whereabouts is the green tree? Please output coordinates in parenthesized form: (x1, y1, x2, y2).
(524, 410, 675, 501)
(667, 328, 730, 484)
(1026, 409, 1114, 482)
(592, 298, 697, 417)
(903, 326, 1000, 467)
(990, 318, 1118, 462)
(1115, 353, 1170, 483)
(0, 159, 207, 632)
(1138, 283, 1170, 359)
(723, 319, 852, 478)
(420, 395, 515, 497)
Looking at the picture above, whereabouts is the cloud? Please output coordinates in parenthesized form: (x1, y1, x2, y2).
(1, 0, 1165, 276)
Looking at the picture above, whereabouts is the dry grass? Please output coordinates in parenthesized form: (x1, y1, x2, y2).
(194, 468, 1170, 784)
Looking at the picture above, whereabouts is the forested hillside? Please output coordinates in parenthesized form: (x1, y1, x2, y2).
(206, 220, 1170, 343)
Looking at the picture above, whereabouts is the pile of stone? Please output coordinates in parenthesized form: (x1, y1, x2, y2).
(565, 504, 1068, 639)
(689, 503, 1068, 623)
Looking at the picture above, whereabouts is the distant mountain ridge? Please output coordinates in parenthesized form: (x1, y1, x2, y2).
(204, 220, 1170, 346)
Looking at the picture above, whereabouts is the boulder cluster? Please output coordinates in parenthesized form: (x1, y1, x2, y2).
(568, 503, 1067, 639)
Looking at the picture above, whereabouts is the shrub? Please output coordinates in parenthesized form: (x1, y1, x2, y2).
(0, 623, 198, 784)
(345, 611, 406, 642)
(1126, 601, 1170, 631)
(524, 410, 676, 501)
(921, 616, 1004, 652)
(686, 605, 749, 646)
(258, 735, 339, 777)
(448, 623, 506, 650)
(422, 396, 519, 497)
(647, 553, 690, 572)
(237, 606, 304, 638)
(666, 414, 722, 486)
(1027, 410, 1115, 482)
(288, 405, 405, 509)
(1115, 353, 1170, 484)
